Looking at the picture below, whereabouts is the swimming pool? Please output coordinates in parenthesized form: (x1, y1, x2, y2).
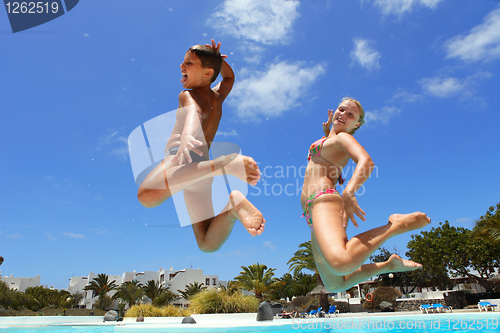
(1, 312, 499, 333)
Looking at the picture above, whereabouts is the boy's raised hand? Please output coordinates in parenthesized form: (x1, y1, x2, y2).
(206, 39, 228, 59)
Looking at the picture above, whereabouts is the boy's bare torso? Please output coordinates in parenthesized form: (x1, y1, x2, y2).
(166, 88, 222, 157)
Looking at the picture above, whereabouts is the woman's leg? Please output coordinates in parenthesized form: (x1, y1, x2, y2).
(313, 232, 421, 292)
(310, 193, 430, 276)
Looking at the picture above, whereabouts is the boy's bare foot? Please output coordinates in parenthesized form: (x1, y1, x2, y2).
(388, 212, 430, 235)
(222, 154, 260, 186)
(387, 254, 422, 272)
(229, 191, 265, 236)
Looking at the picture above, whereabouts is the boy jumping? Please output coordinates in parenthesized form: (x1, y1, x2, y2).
(137, 40, 265, 252)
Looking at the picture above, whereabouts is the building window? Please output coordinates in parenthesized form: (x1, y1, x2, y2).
(213, 278, 217, 286)
(205, 278, 209, 286)
(160, 274, 164, 283)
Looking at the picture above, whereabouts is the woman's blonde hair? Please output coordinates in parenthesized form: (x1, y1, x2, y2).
(339, 97, 365, 135)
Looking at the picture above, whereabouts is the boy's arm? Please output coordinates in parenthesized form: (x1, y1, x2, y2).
(206, 40, 234, 102)
(171, 91, 204, 165)
(213, 58, 234, 102)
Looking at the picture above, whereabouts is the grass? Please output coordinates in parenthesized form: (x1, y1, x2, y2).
(189, 288, 259, 314)
(125, 304, 192, 317)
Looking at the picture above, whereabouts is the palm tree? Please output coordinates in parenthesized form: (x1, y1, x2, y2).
(288, 240, 323, 287)
(474, 217, 500, 242)
(153, 289, 179, 306)
(218, 280, 238, 295)
(143, 280, 165, 302)
(112, 280, 144, 308)
(271, 273, 295, 301)
(293, 272, 317, 297)
(234, 263, 277, 300)
(83, 273, 118, 310)
(473, 203, 500, 242)
(178, 282, 206, 300)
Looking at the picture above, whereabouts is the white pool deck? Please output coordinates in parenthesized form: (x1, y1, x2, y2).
(0, 309, 498, 330)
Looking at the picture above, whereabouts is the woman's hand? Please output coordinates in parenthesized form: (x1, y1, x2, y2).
(322, 109, 334, 136)
(342, 192, 366, 228)
(171, 134, 203, 165)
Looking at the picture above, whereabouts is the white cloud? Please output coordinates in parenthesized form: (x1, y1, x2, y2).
(445, 7, 500, 62)
(93, 229, 108, 236)
(373, 0, 443, 16)
(64, 232, 85, 239)
(228, 60, 326, 120)
(388, 89, 424, 104)
(455, 217, 474, 227)
(420, 72, 492, 98)
(98, 128, 129, 160)
(217, 129, 238, 137)
(365, 106, 401, 125)
(350, 39, 381, 71)
(5, 233, 22, 239)
(45, 232, 57, 240)
(209, 0, 300, 45)
(263, 241, 276, 250)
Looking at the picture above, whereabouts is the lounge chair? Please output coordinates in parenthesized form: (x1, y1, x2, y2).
(300, 307, 322, 318)
(311, 307, 322, 318)
(325, 305, 339, 317)
(432, 303, 452, 313)
(478, 301, 498, 312)
(420, 304, 435, 314)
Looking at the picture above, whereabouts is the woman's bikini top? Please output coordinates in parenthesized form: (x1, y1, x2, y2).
(308, 137, 345, 185)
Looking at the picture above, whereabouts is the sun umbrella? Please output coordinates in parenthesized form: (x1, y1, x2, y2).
(307, 285, 331, 295)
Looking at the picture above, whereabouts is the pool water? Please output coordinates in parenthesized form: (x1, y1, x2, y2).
(1, 313, 499, 333)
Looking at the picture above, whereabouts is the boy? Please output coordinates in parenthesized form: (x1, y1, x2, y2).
(137, 40, 265, 253)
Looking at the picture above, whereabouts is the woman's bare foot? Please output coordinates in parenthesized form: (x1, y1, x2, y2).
(388, 212, 430, 235)
(219, 154, 260, 186)
(229, 191, 265, 236)
(387, 254, 422, 272)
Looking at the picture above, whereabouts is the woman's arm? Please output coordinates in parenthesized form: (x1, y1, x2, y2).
(322, 109, 334, 136)
(337, 133, 375, 228)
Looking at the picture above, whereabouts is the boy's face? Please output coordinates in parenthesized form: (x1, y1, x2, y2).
(180, 51, 213, 89)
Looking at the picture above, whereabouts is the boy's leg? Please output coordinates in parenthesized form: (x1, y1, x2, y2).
(137, 153, 260, 208)
(186, 190, 265, 253)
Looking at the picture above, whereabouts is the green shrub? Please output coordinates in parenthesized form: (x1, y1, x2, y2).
(189, 288, 259, 314)
(125, 304, 191, 317)
(362, 287, 401, 310)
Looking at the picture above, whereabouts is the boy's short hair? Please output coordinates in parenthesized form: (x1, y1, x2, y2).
(188, 45, 223, 83)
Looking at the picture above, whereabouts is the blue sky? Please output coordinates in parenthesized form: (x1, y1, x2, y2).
(1, 0, 500, 289)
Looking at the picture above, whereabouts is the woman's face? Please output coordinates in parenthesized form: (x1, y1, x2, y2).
(333, 100, 361, 134)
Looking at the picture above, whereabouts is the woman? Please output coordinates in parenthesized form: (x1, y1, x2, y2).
(301, 97, 431, 292)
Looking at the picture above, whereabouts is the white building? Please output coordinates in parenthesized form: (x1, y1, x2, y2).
(68, 267, 224, 309)
(0, 274, 40, 292)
